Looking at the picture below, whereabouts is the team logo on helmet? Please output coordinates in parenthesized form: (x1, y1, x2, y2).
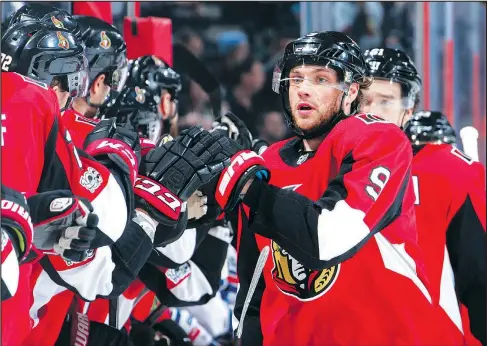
(271, 240, 340, 301)
(50, 16, 65, 29)
(135, 87, 146, 104)
(56, 31, 69, 50)
(99, 31, 111, 49)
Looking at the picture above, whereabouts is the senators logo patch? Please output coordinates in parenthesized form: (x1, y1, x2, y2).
(271, 241, 339, 301)
(99, 31, 111, 49)
(56, 31, 69, 50)
(51, 16, 65, 29)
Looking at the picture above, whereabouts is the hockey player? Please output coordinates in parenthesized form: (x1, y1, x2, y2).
(123, 55, 182, 138)
(207, 31, 472, 345)
(363, 48, 486, 344)
(363, 48, 486, 346)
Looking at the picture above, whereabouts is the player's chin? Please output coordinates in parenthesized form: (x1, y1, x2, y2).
(292, 115, 321, 132)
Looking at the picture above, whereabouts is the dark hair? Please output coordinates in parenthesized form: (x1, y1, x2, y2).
(176, 27, 200, 45)
(228, 57, 256, 87)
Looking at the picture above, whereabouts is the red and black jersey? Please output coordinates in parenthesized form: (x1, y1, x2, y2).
(235, 113, 465, 345)
(412, 143, 486, 345)
(61, 108, 99, 149)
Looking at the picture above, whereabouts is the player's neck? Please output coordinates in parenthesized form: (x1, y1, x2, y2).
(72, 98, 97, 118)
(303, 136, 325, 151)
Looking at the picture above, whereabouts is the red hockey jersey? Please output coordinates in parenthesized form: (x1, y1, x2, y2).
(1, 72, 128, 345)
(412, 143, 486, 345)
(235, 113, 465, 345)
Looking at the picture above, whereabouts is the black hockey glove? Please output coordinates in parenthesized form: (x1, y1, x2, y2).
(84, 118, 141, 215)
(1, 185, 33, 261)
(136, 127, 230, 225)
(55, 312, 135, 346)
(28, 190, 100, 263)
(153, 319, 194, 346)
(212, 112, 253, 150)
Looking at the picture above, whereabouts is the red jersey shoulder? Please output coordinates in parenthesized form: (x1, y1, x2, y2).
(61, 109, 99, 148)
(416, 144, 485, 183)
(332, 113, 409, 153)
(2, 72, 58, 113)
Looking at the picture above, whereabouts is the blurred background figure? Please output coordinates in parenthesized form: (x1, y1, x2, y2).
(2, 1, 485, 160)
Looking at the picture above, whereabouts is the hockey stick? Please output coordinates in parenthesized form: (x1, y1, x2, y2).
(460, 126, 480, 162)
(236, 245, 270, 344)
(172, 42, 222, 120)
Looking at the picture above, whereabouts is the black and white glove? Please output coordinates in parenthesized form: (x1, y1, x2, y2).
(28, 190, 100, 263)
(212, 112, 253, 150)
(136, 127, 230, 225)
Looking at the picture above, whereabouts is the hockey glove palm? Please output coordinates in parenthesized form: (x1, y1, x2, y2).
(28, 190, 100, 263)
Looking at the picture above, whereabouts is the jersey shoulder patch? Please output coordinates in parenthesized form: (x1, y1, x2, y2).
(450, 147, 474, 165)
(354, 113, 391, 125)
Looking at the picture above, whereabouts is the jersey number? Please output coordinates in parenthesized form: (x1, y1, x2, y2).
(365, 166, 391, 201)
(1, 53, 12, 71)
(1, 114, 6, 147)
(412, 176, 420, 205)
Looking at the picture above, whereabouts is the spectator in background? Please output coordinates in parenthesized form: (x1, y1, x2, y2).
(382, 2, 414, 56)
(225, 57, 265, 136)
(215, 30, 250, 86)
(335, 2, 383, 50)
(178, 79, 215, 130)
(257, 109, 288, 144)
(176, 27, 205, 58)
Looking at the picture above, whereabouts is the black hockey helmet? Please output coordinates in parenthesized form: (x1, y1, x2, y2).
(364, 48, 422, 109)
(2, 3, 81, 37)
(73, 15, 128, 107)
(403, 110, 457, 146)
(272, 31, 372, 139)
(1, 21, 89, 109)
(126, 55, 182, 102)
(100, 86, 162, 141)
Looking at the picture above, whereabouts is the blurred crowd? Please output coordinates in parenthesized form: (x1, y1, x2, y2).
(133, 1, 416, 145)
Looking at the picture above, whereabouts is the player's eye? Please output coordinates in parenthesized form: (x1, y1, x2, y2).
(289, 77, 304, 85)
(316, 77, 329, 84)
(380, 99, 392, 106)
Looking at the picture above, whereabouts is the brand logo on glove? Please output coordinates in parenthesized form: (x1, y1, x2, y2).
(49, 198, 74, 213)
(1, 200, 33, 231)
(271, 241, 339, 301)
(218, 151, 261, 196)
(96, 140, 138, 183)
(134, 177, 182, 221)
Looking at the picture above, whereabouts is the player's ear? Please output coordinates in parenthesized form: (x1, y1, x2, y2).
(343, 83, 359, 114)
(159, 91, 173, 120)
(92, 73, 106, 94)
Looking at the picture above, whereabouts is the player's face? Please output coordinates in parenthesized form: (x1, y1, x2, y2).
(288, 65, 342, 132)
(361, 79, 407, 126)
